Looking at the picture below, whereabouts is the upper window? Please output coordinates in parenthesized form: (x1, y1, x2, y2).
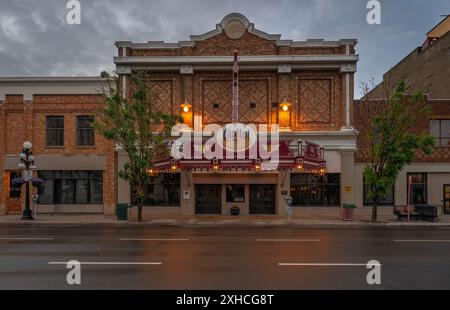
(407, 173, 427, 205)
(46, 116, 64, 147)
(77, 116, 94, 146)
(430, 119, 450, 146)
(226, 184, 245, 203)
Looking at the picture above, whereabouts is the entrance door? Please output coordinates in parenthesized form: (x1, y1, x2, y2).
(195, 184, 222, 214)
(249, 184, 276, 214)
(444, 185, 450, 215)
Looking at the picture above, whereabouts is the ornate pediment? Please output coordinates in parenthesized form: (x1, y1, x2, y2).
(190, 13, 281, 42)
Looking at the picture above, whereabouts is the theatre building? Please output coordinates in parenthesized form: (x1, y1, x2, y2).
(0, 77, 116, 215)
(114, 13, 359, 218)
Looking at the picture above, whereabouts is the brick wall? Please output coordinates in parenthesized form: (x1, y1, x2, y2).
(354, 99, 450, 163)
(122, 28, 353, 130)
(0, 94, 116, 214)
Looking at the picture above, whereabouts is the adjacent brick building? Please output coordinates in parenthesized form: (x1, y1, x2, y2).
(0, 78, 116, 215)
(355, 16, 450, 216)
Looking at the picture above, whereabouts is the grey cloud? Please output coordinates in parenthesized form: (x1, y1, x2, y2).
(0, 0, 448, 97)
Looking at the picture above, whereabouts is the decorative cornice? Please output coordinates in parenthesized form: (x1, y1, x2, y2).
(114, 54, 358, 65)
(0, 77, 109, 101)
(114, 13, 357, 50)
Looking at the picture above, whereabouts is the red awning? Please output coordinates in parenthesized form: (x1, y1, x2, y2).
(154, 140, 326, 174)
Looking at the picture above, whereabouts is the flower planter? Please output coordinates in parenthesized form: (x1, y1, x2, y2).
(30, 178, 44, 188)
(11, 178, 25, 187)
(342, 204, 356, 221)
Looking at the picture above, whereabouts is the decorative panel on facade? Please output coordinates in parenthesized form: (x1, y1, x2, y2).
(237, 80, 269, 124)
(148, 80, 174, 114)
(201, 79, 269, 125)
(201, 80, 232, 124)
(297, 79, 332, 124)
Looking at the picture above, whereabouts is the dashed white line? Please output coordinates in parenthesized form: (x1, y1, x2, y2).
(279, 263, 381, 267)
(119, 238, 189, 241)
(0, 237, 55, 241)
(257, 239, 320, 242)
(394, 240, 450, 243)
(47, 261, 162, 265)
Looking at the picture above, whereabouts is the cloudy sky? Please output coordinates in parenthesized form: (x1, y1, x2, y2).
(0, 0, 448, 97)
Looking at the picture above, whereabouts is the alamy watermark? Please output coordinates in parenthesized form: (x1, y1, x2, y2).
(66, 0, 81, 25)
(366, 0, 381, 25)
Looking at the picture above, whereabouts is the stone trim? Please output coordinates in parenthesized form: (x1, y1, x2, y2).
(114, 13, 357, 50)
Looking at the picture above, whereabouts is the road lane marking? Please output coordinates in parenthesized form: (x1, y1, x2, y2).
(0, 237, 55, 241)
(48, 261, 162, 265)
(257, 239, 320, 242)
(394, 240, 450, 243)
(279, 263, 381, 267)
(119, 238, 189, 241)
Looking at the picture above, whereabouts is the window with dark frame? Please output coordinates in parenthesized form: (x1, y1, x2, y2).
(9, 172, 21, 199)
(407, 173, 428, 205)
(290, 173, 340, 207)
(46, 116, 64, 146)
(430, 119, 450, 146)
(131, 174, 180, 207)
(37, 171, 103, 205)
(226, 184, 245, 203)
(77, 115, 95, 146)
(363, 176, 395, 206)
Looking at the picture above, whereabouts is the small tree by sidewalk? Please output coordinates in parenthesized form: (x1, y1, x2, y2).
(358, 80, 435, 222)
(94, 71, 180, 221)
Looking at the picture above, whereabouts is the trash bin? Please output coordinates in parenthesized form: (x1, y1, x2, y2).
(342, 204, 356, 221)
(116, 204, 129, 221)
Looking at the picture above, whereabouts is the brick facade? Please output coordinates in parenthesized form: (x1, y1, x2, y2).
(0, 92, 116, 214)
(354, 99, 450, 163)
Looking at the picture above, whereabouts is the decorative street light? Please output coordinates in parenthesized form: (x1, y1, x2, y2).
(18, 141, 35, 220)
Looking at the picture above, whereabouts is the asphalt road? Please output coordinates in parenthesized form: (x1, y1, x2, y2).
(0, 224, 449, 289)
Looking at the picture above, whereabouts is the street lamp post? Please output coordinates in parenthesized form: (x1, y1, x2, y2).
(18, 141, 36, 220)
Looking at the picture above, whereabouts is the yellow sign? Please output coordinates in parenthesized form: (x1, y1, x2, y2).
(345, 186, 352, 193)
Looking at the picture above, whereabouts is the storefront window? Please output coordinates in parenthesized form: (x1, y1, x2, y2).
(226, 184, 245, 202)
(363, 176, 395, 206)
(290, 173, 340, 207)
(132, 173, 180, 207)
(37, 171, 103, 204)
(407, 173, 427, 205)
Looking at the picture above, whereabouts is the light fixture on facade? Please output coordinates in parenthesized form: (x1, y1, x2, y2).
(296, 164, 304, 171)
(212, 159, 220, 173)
(180, 101, 192, 113)
(254, 159, 261, 173)
(280, 97, 291, 112)
(147, 168, 156, 177)
(170, 164, 178, 173)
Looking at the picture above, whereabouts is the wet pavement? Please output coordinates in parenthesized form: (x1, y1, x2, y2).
(0, 225, 449, 289)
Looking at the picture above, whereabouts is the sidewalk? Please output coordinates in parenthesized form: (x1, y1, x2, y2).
(1, 214, 450, 227)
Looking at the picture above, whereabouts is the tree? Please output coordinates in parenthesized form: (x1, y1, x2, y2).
(94, 72, 180, 221)
(358, 80, 435, 222)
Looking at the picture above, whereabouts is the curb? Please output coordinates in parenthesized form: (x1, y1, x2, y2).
(1, 219, 450, 228)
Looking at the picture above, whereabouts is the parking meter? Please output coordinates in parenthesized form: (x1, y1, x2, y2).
(32, 193, 39, 217)
(285, 196, 293, 224)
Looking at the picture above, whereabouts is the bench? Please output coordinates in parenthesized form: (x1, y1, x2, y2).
(394, 205, 441, 222)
